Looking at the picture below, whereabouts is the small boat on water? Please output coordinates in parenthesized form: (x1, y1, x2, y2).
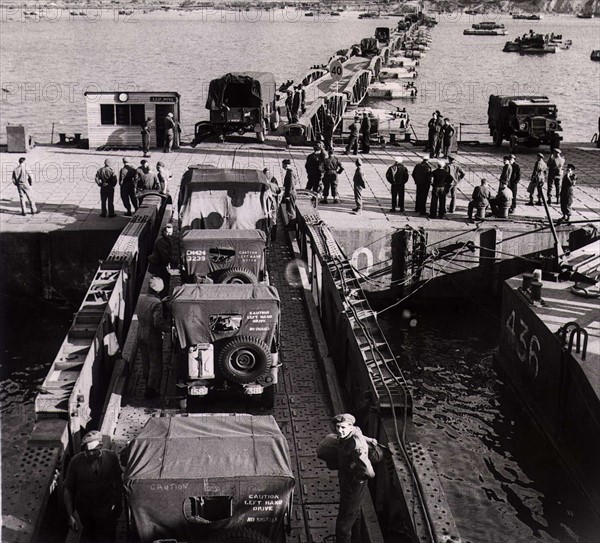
(504, 33, 556, 54)
(472, 21, 505, 30)
(369, 81, 418, 99)
(512, 13, 542, 20)
(358, 12, 379, 19)
(591, 50, 600, 61)
(576, 12, 594, 18)
(304, 12, 314, 17)
(379, 67, 418, 80)
(464, 28, 507, 36)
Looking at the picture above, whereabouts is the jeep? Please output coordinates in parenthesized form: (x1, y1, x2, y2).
(488, 95, 562, 153)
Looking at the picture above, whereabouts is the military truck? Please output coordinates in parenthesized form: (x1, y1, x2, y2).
(488, 95, 562, 152)
(178, 166, 278, 239)
(170, 284, 280, 407)
(203, 72, 280, 142)
(124, 414, 294, 543)
(180, 229, 268, 284)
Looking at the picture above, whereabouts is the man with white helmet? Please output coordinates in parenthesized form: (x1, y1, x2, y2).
(64, 430, 122, 541)
(136, 276, 169, 399)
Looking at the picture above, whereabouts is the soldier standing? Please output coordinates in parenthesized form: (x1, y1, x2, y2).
(136, 160, 160, 193)
(282, 159, 298, 226)
(429, 160, 449, 219)
(508, 154, 520, 213)
(291, 87, 302, 123)
(322, 107, 336, 152)
(305, 144, 325, 192)
(412, 155, 432, 215)
(385, 157, 409, 212)
(433, 111, 444, 158)
(95, 159, 118, 218)
(560, 164, 577, 221)
(499, 155, 513, 190)
(441, 117, 455, 159)
(360, 112, 371, 154)
(547, 149, 565, 204)
(137, 276, 169, 399)
(163, 112, 176, 153)
(148, 223, 176, 295)
(344, 116, 360, 155)
(12, 157, 39, 216)
(426, 111, 438, 156)
(141, 117, 152, 157)
(321, 150, 344, 204)
(119, 158, 138, 216)
(444, 155, 465, 213)
(527, 153, 547, 206)
(285, 90, 294, 124)
(352, 158, 366, 213)
(156, 161, 172, 196)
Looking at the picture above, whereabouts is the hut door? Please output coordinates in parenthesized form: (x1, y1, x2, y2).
(155, 104, 175, 147)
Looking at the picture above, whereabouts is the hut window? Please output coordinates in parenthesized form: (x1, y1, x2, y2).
(100, 104, 115, 125)
(131, 105, 145, 125)
(116, 104, 130, 125)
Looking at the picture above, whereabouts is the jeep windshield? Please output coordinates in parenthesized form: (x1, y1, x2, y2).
(511, 104, 557, 117)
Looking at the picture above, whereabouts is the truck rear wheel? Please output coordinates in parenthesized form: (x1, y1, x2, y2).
(218, 336, 271, 384)
(493, 129, 502, 147)
(214, 528, 272, 543)
(217, 267, 258, 285)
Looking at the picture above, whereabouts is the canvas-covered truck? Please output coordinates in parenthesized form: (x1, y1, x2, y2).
(124, 414, 295, 543)
(202, 72, 280, 142)
(170, 284, 280, 407)
(178, 166, 278, 238)
(488, 95, 563, 152)
(180, 230, 268, 284)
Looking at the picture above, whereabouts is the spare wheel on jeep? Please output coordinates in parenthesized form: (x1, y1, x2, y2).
(218, 267, 259, 285)
(213, 528, 272, 543)
(218, 336, 271, 384)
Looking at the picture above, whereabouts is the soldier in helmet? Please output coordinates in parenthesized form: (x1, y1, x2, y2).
(64, 430, 122, 541)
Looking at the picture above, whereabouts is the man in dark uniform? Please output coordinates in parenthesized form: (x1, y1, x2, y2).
(163, 112, 176, 153)
(12, 157, 39, 215)
(385, 157, 409, 212)
(360, 112, 371, 154)
(298, 83, 306, 114)
(282, 158, 298, 226)
(291, 87, 302, 123)
(499, 155, 513, 191)
(119, 158, 138, 216)
(64, 430, 122, 542)
(141, 117, 152, 157)
(560, 164, 576, 221)
(441, 117, 455, 159)
(429, 160, 449, 219)
(305, 144, 325, 192)
(508, 154, 520, 213)
(95, 158, 118, 218)
(322, 107, 336, 152)
(547, 148, 565, 204)
(527, 153, 547, 206)
(433, 111, 444, 158)
(444, 155, 465, 213)
(285, 90, 294, 124)
(352, 158, 366, 212)
(344, 116, 360, 155)
(468, 178, 492, 220)
(321, 150, 344, 204)
(136, 160, 160, 193)
(137, 276, 169, 399)
(148, 223, 177, 295)
(412, 155, 432, 215)
(331, 414, 375, 543)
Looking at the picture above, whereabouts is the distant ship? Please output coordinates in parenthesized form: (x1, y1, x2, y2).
(591, 50, 600, 61)
(512, 13, 542, 20)
(472, 21, 505, 30)
(504, 33, 556, 54)
(576, 12, 594, 18)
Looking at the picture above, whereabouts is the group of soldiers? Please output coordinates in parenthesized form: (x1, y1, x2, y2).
(426, 110, 456, 159)
(284, 84, 307, 124)
(140, 113, 180, 156)
(94, 157, 172, 217)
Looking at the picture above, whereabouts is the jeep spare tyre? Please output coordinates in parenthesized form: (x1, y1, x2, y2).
(218, 267, 259, 285)
(218, 336, 271, 384)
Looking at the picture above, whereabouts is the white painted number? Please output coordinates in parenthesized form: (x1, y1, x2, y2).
(505, 310, 541, 379)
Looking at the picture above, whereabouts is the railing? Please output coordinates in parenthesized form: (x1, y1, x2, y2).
(458, 122, 489, 143)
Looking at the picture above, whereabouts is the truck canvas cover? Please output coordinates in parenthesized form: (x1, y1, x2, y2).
(170, 284, 280, 348)
(178, 167, 275, 233)
(205, 72, 277, 110)
(124, 415, 294, 543)
(180, 229, 266, 278)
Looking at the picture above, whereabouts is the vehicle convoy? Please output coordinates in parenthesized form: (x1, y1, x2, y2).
(488, 95, 563, 152)
(178, 166, 278, 238)
(199, 72, 280, 142)
(170, 284, 280, 407)
(123, 414, 294, 543)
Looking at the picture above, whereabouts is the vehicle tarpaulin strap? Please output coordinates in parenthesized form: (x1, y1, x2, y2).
(169, 284, 280, 348)
(205, 72, 277, 110)
(123, 415, 294, 543)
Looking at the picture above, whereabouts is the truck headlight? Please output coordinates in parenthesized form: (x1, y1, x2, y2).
(520, 122, 527, 130)
(549, 122, 557, 129)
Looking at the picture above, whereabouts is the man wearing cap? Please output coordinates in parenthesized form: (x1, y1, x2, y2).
(360, 112, 371, 154)
(12, 157, 39, 216)
(527, 153, 547, 206)
(426, 111, 439, 157)
(444, 155, 465, 214)
(412, 155, 432, 215)
(64, 430, 122, 541)
(119, 158, 138, 216)
(282, 159, 298, 225)
(352, 158, 365, 212)
(385, 157, 409, 212)
(441, 117, 455, 159)
(344, 116, 360, 155)
(330, 413, 375, 543)
(136, 160, 160, 193)
(305, 144, 325, 192)
(148, 223, 177, 295)
(508, 154, 520, 213)
(321, 149, 344, 204)
(560, 164, 577, 221)
(322, 106, 336, 152)
(499, 155, 513, 191)
(489, 181, 513, 218)
(467, 178, 491, 220)
(163, 112, 176, 153)
(547, 148, 565, 204)
(141, 117, 152, 157)
(95, 158, 118, 218)
(292, 86, 302, 123)
(156, 161, 172, 196)
(138, 276, 169, 399)
(429, 160, 449, 219)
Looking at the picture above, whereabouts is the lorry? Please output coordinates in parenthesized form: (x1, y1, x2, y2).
(124, 414, 294, 543)
(170, 284, 281, 407)
(202, 72, 280, 142)
(488, 95, 562, 153)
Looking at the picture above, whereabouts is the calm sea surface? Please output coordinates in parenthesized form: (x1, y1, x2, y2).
(1, 10, 599, 542)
